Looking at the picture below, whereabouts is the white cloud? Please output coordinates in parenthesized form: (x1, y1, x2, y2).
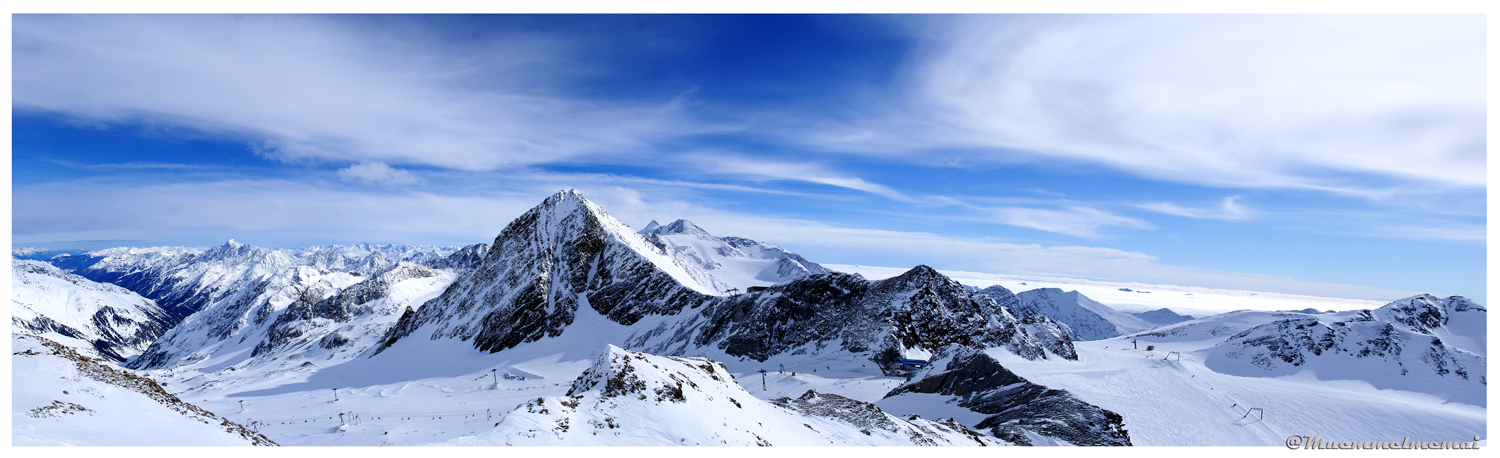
(13, 15, 703, 171)
(337, 162, 421, 186)
(812, 15, 1485, 195)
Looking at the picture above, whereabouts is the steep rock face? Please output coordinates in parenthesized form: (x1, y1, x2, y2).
(1010, 288, 1154, 341)
(880, 345, 1131, 446)
(376, 190, 718, 355)
(876, 268, 1075, 361)
(1206, 295, 1486, 406)
(628, 266, 1077, 364)
(12, 259, 176, 361)
(640, 219, 832, 292)
(448, 346, 998, 446)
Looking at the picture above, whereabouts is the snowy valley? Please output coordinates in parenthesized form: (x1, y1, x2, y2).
(11, 189, 1487, 447)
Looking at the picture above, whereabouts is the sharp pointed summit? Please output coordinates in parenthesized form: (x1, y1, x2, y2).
(639, 220, 662, 234)
(375, 190, 722, 355)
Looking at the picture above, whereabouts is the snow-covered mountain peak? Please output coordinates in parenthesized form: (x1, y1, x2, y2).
(200, 239, 276, 264)
(1011, 287, 1155, 341)
(497, 189, 716, 295)
(652, 219, 713, 238)
(1370, 294, 1486, 356)
(1373, 294, 1484, 333)
(637, 217, 832, 292)
(639, 220, 662, 234)
(373, 190, 724, 356)
(886, 264, 947, 286)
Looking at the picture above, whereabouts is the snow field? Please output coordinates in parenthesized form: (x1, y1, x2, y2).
(984, 337, 1486, 445)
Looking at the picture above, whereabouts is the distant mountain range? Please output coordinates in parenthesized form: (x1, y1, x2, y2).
(11, 189, 1484, 446)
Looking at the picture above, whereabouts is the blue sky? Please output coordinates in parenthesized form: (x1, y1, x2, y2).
(10, 14, 1486, 303)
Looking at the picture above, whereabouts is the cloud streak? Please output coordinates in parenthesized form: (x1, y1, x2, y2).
(1136, 196, 1253, 221)
(688, 155, 917, 202)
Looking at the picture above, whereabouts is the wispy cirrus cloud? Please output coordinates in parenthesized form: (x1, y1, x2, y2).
(807, 15, 1485, 196)
(686, 154, 917, 202)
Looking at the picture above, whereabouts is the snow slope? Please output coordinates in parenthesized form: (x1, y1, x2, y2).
(1205, 296, 1486, 406)
(129, 262, 457, 379)
(988, 336, 1485, 445)
(12, 335, 275, 446)
(1126, 293, 1486, 407)
(445, 345, 999, 445)
(640, 219, 832, 293)
(12, 258, 175, 361)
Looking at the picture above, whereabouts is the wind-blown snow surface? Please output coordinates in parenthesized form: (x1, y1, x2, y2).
(640, 219, 832, 293)
(12, 258, 175, 361)
(12, 335, 275, 446)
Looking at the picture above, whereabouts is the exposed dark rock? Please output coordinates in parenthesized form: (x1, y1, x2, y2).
(883, 345, 1131, 446)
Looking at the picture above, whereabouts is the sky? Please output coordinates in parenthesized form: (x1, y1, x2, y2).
(10, 14, 1487, 304)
